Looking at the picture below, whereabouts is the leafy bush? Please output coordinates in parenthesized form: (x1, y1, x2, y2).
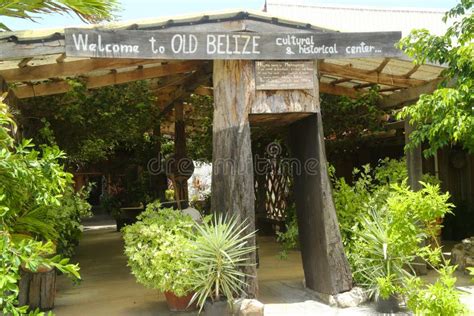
(276, 204, 299, 259)
(53, 186, 92, 257)
(0, 232, 80, 315)
(123, 203, 196, 296)
(0, 95, 81, 315)
(189, 215, 256, 311)
(404, 265, 468, 316)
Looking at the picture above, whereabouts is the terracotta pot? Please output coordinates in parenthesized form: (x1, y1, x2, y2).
(164, 291, 196, 312)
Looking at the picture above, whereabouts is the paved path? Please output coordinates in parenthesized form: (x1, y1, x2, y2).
(53, 218, 474, 315)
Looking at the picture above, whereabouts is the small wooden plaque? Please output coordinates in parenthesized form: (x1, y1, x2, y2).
(255, 61, 314, 90)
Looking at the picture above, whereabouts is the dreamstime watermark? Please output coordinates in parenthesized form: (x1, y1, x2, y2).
(147, 142, 320, 176)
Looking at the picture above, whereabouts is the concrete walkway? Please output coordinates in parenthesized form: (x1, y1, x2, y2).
(53, 218, 474, 315)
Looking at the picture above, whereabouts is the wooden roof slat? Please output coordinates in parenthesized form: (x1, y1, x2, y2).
(18, 57, 33, 68)
(378, 77, 449, 109)
(1, 58, 161, 83)
(319, 62, 426, 88)
(13, 61, 202, 99)
(403, 64, 421, 78)
(372, 57, 390, 73)
(56, 53, 66, 63)
(330, 77, 352, 85)
(319, 82, 358, 98)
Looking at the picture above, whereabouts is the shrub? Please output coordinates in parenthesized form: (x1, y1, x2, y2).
(189, 215, 256, 311)
(123, 203, 196, 296)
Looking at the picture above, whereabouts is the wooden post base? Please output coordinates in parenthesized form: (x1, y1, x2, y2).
(18, 268, 57, 311)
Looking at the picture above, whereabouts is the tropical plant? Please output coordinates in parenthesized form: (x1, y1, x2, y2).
(123, 203, 196, 297)
(0, 0, 119, 31)
(0, 232, 80, 315)
(0, 94, 82, 315)
(397, 0, 474, 156)
(404, 265, 468, 316)
(189, 215, 256, 312)
(53, 185, 92, 257)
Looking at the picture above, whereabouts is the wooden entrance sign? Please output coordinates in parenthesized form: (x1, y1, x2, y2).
(65, 29, 402, 60)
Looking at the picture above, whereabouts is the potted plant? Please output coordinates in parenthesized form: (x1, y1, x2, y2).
(189, 215, 256, 315)
(123, 202, 197, 311)
(353, 207, 410, 313)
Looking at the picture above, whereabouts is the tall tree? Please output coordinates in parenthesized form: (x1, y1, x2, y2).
(398, 0, 473, 156)
(0, 0, 119, 30)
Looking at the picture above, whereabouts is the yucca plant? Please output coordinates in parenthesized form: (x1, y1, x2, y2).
(189, 215, 256, 313)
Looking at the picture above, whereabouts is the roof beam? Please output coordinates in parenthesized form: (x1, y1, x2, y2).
(13, 61, 202, 99)
(372, 57, 390, 73)
(378, 77, 448, 109)
(319, 62, 425, 88)
(319, 82, 358, 98)
(1, 58, 163, 83)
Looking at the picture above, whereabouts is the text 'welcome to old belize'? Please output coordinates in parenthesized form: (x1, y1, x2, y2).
(65, 29, 402, 60)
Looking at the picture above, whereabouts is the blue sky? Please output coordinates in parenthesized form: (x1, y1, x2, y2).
(2, 0, 459, 31)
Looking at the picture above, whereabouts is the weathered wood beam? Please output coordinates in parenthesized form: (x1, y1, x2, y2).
(1, 58, 163, 83)
(378, 78, 444, 109)
(156, 66, 212, 119)
(56, 53, 66, 63)
(372, 57, 390, 73)
(289, 113, 353, 295)
(354, 82, 376, 89)
(403, 64, 420, 78)
(13, 61, 202, 99)
(194, 86, 213, 96)
(329, 77, 352, 85)
(319, 82, 358, 98)
(212, 60, 257, 297)
(18, 57, 33, 68)
(319, 62, 425, 88)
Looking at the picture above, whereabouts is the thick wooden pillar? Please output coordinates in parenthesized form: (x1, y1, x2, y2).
(404, 120, 423, 191)
(211, 60, 257, 297)
(289, 114, 353, 295)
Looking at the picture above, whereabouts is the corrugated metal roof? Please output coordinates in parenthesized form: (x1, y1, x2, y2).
(265, 1, 449, 36)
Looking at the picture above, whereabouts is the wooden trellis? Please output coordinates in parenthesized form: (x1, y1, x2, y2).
(255, 141, 293, 222)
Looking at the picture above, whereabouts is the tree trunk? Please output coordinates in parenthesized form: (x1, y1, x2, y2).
(212, 60, 257, 297)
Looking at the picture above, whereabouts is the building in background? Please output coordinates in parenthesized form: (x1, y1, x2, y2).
(264, 0, 449, 35)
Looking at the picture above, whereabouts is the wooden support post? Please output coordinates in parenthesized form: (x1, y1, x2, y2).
(404, 120, 423, 191)
(152, 122, 168, 202)
(211, 60, 257, 297)
(172, 103, 189, 208)
(289, 112, 353, 295)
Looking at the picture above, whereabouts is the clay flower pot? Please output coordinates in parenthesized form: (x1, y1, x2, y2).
(164, 291, 196, 312)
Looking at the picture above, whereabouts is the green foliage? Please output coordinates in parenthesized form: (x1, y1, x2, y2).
(186, 94, 213, 163)
(0, 95, 82, 315)
(21, 80, 157, 165)
(123, 202, 196, 296)
(404, 265, 468, 316)
(189, 215, 256, 311)
(0, 0, 119, 31)
(1, 233, 80, 316)
(321, 88, 384, 150)
(276, 204, 299, 259)
(468, 267, 474, 282)
(397, 0, 474, 156)
(53, 186, 92, 257)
